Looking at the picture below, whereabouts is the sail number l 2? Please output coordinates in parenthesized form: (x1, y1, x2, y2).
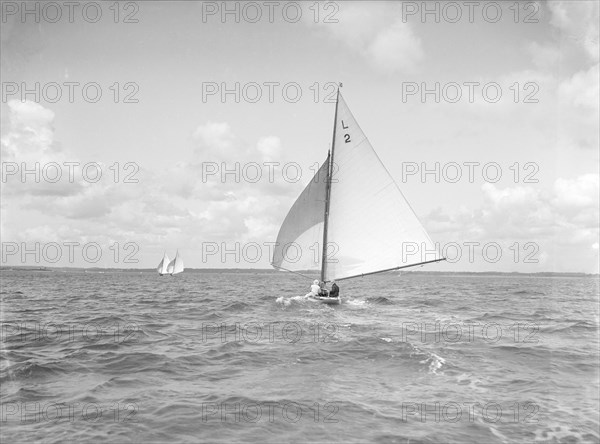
(341, 120, 351, 143)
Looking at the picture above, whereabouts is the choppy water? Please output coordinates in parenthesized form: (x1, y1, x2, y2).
(1, 270, 598, 443)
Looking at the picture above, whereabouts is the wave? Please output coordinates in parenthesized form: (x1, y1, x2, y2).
(0, 361, 64, 383)
(223, 301, 253, 311)
(2, 270, 598, 443)
(275, 295, 311, 307)
(366, 296, 393, 305)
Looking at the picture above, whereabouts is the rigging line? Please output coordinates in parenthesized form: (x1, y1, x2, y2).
(271, 264, 317, 281)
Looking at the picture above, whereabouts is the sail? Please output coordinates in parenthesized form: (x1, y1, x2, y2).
(171, 251, 184, 275)
(271, 158, 329, 272)
(157, 253, 170, 275)
(324, 93, 442, 281)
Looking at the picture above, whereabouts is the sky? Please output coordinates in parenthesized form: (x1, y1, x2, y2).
(0, 0, 598, 273)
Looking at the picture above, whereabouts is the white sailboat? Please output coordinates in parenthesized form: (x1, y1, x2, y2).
(157, 252, 170, 276)
(271, 85, 445, 304)
(167, 250, 184, 275)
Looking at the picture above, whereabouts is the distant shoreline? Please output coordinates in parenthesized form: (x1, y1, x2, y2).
(1, 266, 597, 278)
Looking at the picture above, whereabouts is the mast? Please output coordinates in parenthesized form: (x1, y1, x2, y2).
(320, 84, 341, 282)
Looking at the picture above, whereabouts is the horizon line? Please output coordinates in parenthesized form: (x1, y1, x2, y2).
(1, 265, 598, 277)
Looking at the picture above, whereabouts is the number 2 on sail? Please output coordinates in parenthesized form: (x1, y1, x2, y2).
(341, 120, 351, 143)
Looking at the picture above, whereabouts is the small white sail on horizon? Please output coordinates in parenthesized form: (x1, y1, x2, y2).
(157, 252, 170, 276)
(272, 87, 445, 285)
(168, 250, 184, 275)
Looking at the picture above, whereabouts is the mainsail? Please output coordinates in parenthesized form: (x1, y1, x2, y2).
(168, 250, 184, 275)
(324, 93, 442, 281)
(271, 159, 329, 273)
(272, 88, 444, 282)
(157, 252, 170, 275)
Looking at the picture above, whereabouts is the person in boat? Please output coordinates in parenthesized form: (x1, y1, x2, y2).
(305, 280, 321, 298)
(318, 281, 329, 297)
(329, 281, 339, 298)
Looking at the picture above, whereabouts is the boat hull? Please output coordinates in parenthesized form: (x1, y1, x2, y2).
(309, 295, 341, 305)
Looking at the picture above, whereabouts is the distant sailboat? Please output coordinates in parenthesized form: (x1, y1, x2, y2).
(157, 252, 170, 276)
(271, 85, 445, 304)
(168, 250, 184, 275)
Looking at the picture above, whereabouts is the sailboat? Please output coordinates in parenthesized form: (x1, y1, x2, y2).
(157, 252, 170, 276)
(167, 250, 184, 275)
(271, 85, 445, 304)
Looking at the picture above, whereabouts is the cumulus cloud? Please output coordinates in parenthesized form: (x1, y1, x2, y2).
(556, 63, 600, 150)
(498, 3, 599, 152)
(256, 136, 281, 162)
(548, 1, 599, 62)
(1, 100, 87, 197)
(1, 100, 57, 162)
(158, 122, 304, 248)
(527, 41, 562, 71)
(1, 99, 307, 268)
(305, 2, 424, 75)
(1, 101, 150, 249)
(427, 174, 599, 272)
(559, 63, 600, 111)
(366, 20, 423, 74)
(193, 121, 236, 155)
(482, 175, 599, 244)
(546, 1, 599, 152)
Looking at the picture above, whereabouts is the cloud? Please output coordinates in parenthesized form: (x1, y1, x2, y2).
(0, 101, 164, 233)
(306, 3, 424, 75)
(133, 122, 330, 257)
(558, 62, 599, 114)
(1, 102, 308, 266)
(1, 100, 88, 197)
(557, 63, 600, 150)
(515, 3, 599, 152)
(1, 100, 57, 162)
(552, 173, 599, 214)
(367, 20, 423, 74)
(527, 41, 562, 71)
(256, 136, 281, 162)
(192, 121, 235, 155)
(548, 1, 599, 62)
(427, 174, 599, 272)
(481, 176, 599, 242)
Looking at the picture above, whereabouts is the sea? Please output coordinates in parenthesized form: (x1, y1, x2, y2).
(1, 270, 599, 443)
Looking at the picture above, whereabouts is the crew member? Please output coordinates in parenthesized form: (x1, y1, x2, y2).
(329, 281, 339, 298)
